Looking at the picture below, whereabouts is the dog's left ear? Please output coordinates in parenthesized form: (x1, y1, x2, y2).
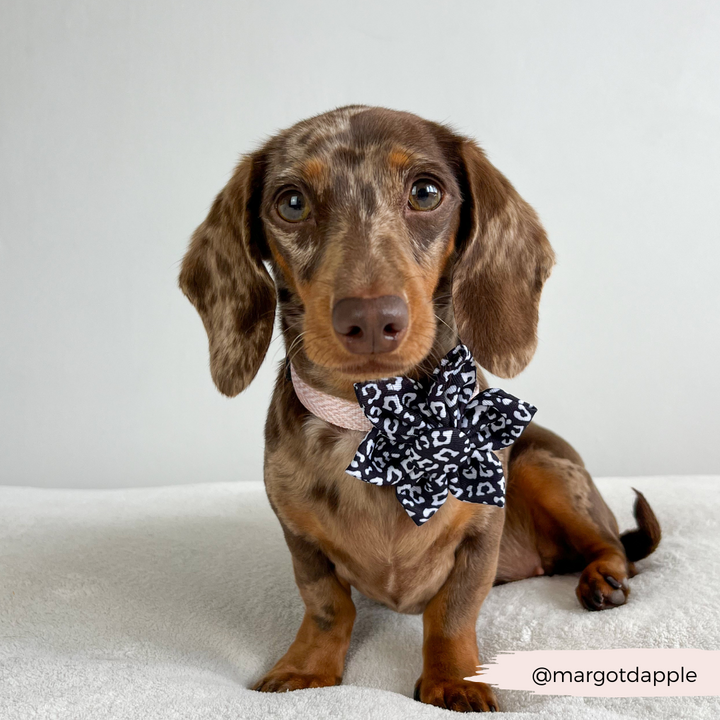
(179, 149, 276, 396)
(451, 138, 556, 378)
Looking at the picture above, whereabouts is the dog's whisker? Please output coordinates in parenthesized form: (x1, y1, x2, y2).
(433, 313, 455, 335)
(285, 331, 308, 361)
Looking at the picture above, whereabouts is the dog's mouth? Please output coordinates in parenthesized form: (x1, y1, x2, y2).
(330, 355, 419, 382)
(299, 334, 435, 385)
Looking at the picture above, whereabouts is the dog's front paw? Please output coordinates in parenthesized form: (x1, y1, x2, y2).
(414, 675, 499, 712)
(576, 557, 630, 611)
(253, 670, 341, 693)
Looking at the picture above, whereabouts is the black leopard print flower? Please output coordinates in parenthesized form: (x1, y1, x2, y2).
(345, 345, 536, 526)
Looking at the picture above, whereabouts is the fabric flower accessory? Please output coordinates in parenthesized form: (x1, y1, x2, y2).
(345, 345, 536, 525)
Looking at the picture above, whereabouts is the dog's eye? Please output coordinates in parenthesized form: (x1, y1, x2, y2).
(276, 190, 310, 222)
(409, 180, 442, 211)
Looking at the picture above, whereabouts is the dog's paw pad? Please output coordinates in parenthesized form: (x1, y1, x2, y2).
(253, 671, 340, 693)
(576, 559, 630, 611)
(414, 676, 499, 713)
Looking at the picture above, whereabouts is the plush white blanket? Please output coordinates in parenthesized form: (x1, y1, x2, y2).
(1, 477, 718, 719)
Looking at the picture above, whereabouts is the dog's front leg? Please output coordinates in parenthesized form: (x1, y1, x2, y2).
(254, 521, 356, 693)
(415, 508, 504, 713)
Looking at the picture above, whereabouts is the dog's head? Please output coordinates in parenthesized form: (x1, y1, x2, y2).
(179, 106, 555, 397)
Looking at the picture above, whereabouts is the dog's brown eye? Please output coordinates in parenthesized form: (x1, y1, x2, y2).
(276, 190, 310, 222)
(409, 179, 442, 211)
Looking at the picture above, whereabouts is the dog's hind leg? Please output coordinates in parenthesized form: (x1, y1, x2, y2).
(501, 424, 660, 611)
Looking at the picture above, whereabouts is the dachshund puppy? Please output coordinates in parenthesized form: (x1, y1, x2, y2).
(179, 106, 661, 712)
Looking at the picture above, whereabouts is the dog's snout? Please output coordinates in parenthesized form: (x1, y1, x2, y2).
(332, 296, 409, 354)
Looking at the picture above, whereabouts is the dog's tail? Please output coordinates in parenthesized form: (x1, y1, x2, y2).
(620, 488, 661, 562)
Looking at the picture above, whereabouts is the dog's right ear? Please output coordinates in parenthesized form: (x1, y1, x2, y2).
(179, 150, 276, 397)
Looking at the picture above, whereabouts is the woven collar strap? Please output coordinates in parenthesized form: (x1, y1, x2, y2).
(290, 363, 372, 431)
(290, 362, 484, 432)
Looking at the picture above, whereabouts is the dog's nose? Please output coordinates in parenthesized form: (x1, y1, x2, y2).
(332, 296, 409, 354)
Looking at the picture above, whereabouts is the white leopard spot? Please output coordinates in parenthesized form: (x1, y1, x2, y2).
(431, 429, 454, 446)
(430, 401, 447, 418)
(386, 467, 403, 483)
(514, 406, 532, 421)
(362, 384, 381, 402)
(434, 447, 459, 462)
(383, 395, 402, 414)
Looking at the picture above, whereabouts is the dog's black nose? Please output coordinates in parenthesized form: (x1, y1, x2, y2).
(332, 295, 408, 354)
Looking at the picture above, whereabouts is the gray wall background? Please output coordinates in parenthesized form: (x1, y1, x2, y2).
(1, 0, 718, 489)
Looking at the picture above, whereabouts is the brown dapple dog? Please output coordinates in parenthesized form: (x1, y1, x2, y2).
(179, 105, 661, 713)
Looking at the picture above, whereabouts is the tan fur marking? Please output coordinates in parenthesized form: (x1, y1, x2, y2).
(267, 236, 299, 292)
(302, 157, 328, 184)
(388, 148, 413, 170)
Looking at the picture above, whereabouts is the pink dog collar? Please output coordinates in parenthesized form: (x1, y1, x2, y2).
(290, 364, 372, 432)
(289, 361, 484, 433)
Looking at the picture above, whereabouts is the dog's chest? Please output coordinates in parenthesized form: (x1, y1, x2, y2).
(326, 485, 464, 613)
(266, 416, 476, 614)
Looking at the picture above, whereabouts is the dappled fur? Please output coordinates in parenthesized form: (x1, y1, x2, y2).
(179, 150, 275, 396)
(180, 106, 660, 713)
(452, 141, 555, 378)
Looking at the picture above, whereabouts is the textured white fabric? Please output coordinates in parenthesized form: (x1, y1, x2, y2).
(1, 476, 719, 719)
